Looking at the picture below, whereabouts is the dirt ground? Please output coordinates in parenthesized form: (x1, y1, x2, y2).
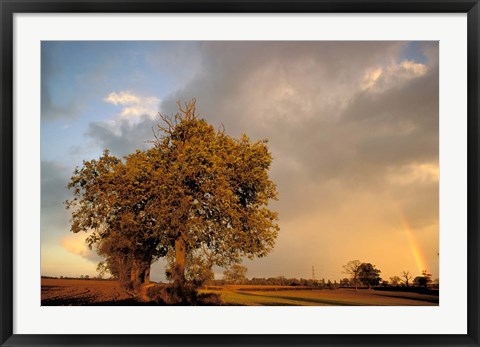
(41, 278, 138, 305)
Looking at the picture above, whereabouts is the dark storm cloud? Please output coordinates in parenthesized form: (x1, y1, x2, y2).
(86, 115, 159, 157)
(85, 41, 438, 216)
(41, 160, 71, 237)
(41, 45, 81, 121)
(41, 160, 69, 208)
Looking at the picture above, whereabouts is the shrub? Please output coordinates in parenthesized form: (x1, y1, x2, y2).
(146, 283, 224, 305)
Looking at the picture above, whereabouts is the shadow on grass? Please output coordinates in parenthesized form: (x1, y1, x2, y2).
(235, 290, 377, 306)
(372, 292, 439, 304)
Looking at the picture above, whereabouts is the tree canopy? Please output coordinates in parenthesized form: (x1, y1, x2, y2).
(357, 262, 381, 288)
(149, 101, 279, 286)
(223, 264, 248, 284)
(66, 100, 279, 295)
(413, 270, 432, 288)
(66, 149, 169, 289)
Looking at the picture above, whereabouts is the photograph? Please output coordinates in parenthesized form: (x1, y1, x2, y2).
(40, 40, 440, 306)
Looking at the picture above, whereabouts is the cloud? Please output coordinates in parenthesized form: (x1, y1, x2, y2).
(104, 91, 141, 105)
(41, 44, 82, 120)
(87, 114, 159, 157)
(41, 161, 72, 239)
(386, 162, 438, 186)
(104, 90, 160, 124)
(80, 41, 439, 279)
(41, 161, 69, 209)
(84, 91, 161, 156)
(362, 60, 427, 93)
(41, 86, 81, 121)
(60, 232, 103, 263)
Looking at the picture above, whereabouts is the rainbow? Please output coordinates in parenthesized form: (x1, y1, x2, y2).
(399, 212, 429, 274)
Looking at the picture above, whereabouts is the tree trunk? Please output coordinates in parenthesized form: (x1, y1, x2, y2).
(130, 259, 142, 290)
(142, 265, 150, 286)
(174, 236, 187, 287)
(354, 274, 358, 291)
(134, 263, 151, 301)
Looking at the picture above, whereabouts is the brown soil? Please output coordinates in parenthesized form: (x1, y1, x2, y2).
(41, 278, 141, 306)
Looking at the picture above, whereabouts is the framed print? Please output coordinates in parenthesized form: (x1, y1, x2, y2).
(1, 1, 479, 346)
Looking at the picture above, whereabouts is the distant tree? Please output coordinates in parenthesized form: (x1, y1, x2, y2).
(223, 264, 248, 284)
(343, 260, 362, 291)
(389, 276, 402, 287)
(339, 278, 350, 287)
(289, 278, 301, 286)
(413, 270, 432, 288)
(358, 263, 381, 288)
(401, 270, 413, 288)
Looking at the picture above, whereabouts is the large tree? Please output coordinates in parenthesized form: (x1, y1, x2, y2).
(66, 100, 279, 297)
(150, 100, 279, 289)
(66, 149, 168, 291)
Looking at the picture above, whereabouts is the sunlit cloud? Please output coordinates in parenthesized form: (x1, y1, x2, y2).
(104, 91, 141, 105)
(104, 90, 160, 125)
(387, 162, 439, 186)
(362, 59, 427, 93)
(60, 232, 102, 264)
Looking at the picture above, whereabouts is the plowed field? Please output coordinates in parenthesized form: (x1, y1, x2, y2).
(41, 278, 137, 305)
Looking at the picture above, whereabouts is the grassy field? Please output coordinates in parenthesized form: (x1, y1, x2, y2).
(200, 286, 439, 306)
(41, 279, 438, 306)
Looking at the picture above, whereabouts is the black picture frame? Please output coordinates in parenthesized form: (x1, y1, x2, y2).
(1, 1, 479, 346)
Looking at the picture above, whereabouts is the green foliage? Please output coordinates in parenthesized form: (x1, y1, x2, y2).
(66, 148, 169, 289)
(151, 101, 279, 267)
(146, 283, 223, 305)
(66, 99, 279, 297)
(185, 254, 215, 288)
(223, 264, 248, 284)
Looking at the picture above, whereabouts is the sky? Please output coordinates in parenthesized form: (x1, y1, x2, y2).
(41, 41, 439, 282)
